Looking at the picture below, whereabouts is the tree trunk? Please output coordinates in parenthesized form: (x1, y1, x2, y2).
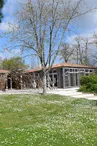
(42, 73, 46, 95)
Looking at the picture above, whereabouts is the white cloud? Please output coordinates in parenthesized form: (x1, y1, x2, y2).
(0, 0, 27, 31)
(0, 53, 5, 60)
(72, 0, 97, 30)
(66, 27, 97, 45)
(0, 22, 9, 31)
(2, 0, 27, 16)
(1, 0, 97, 37)
(0, 48, 21, 60)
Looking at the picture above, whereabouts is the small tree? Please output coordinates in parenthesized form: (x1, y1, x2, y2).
(2, 57, 28, 89)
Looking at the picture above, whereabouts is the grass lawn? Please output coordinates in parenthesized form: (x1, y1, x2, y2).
(0, 94, 97, 146)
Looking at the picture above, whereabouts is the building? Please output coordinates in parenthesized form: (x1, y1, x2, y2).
(0, 63, 96, 90)
(0, 70, 9, 90)
(26, 63, 97, 89)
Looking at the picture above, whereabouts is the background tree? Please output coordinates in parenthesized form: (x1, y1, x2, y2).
(82, 37, 90, 65)
(0, 0, 4, 23)
(91, 34, 97, 65)
(59, 43, 75, 63)
(2, 57, 28, 89)
(73, 36, 91, 65)
(3, 0, 95, 94)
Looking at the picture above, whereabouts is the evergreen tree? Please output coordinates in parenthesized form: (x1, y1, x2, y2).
(0, 0, 4, 23)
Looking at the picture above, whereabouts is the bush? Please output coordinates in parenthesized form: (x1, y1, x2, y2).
(78, 85, 87, 92)
(80, 76, 91, 86)
(92, 84, 97, 93)
(79, 74, 97, 93)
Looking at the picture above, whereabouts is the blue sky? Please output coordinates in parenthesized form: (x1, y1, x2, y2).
(1, 0, 97, 66)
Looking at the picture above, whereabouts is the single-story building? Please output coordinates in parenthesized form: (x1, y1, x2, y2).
(25, 63, 97, 89)
(0, 63, 96, 90)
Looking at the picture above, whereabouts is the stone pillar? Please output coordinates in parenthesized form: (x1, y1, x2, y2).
(20, 75, 23, 89)
(10, 78, 12, 89)
(47, 73, 50, 88)
(56, 69, 58, 88)
(77, 73, 80, 87)
(6, 77, 8, 89)
(68, 70, 71, 87)
(52, 70, 54, 88)
(63, 68, 65, 88)
(74, 73, 76, 87)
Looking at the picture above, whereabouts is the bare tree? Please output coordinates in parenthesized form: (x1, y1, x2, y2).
(91, 34, 97, 65)
(3, 0, 96, 94)
(83, 37, 90, 65)
(59, 43, 75, 63)
(73, 36, 91, 65)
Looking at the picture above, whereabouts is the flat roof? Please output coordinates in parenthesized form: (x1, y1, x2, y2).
(28, 63, 96, 73)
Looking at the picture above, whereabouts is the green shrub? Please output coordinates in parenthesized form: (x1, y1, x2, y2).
(89, 75, 97, 84)
(80, 76, 91, 86)
(79, 74, 97, 93)
(92, 84, 97, 93)
(78, 85, 87, 92)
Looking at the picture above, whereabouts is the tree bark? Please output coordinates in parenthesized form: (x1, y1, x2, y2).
(42, 72, 46, 95)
